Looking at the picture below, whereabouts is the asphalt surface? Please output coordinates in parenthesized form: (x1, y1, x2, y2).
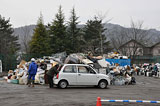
(0, 76, 160, 106)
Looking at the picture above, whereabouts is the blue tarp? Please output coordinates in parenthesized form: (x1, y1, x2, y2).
(106, 59, 131, 66)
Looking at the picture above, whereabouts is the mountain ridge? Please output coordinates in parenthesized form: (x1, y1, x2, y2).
(13, 23, 160, 51)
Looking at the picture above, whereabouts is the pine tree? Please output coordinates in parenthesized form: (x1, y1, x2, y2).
(29, 14, 51, 56)
(0, 15, 19, 54)
(66, 7, 81, 53)
(0, 15, 20, 71)
(49, 5, 66, 53)
(83, 17, 109, 55)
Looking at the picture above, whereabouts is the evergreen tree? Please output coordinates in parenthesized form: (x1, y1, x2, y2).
(29, 14, 51, 56)
(83, 17, 109, 55)
(0, 15, 20, 71)
(49, 5, 66, 53)
(66, 7, 81, 53)
(0, 15, 19, 54)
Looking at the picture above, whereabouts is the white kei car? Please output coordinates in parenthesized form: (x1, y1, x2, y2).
(54, 64, 110, 89)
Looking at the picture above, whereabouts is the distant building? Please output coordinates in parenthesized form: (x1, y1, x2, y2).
(119, 39, 145, 57)
(118, 39, 160, 64)
(151, 42, 160, 56)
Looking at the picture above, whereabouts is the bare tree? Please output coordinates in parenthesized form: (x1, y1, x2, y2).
(19, 25, 32, 53)
(95, 11, 112, 55)
(108, 27, 128, 51)
(120, 20, 151, 57)
(108, 20, 152, 58)
(127, 20, 151, 42)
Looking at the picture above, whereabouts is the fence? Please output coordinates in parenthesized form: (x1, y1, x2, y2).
(96, 97, 160, 106)
(0, 53, 50, 72)
(0, 54, 17, 72)
(131, 56, 160, 64)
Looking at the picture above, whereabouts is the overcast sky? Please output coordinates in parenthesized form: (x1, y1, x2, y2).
(0, 0, 160, 30)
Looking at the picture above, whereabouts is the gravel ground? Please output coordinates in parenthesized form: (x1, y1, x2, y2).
(0, 76, 160, 106)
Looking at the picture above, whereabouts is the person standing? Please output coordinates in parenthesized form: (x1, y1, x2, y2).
(28, 58, 38, 87)
(153, 64, 158, 77)
(124, 72, 132, 85)
(39, 60, 48, 84)
(136, 66, 140, 76)
(106, 64, 110, 75)
(40, 60, 47, 70)
(46, 62, 59, 88)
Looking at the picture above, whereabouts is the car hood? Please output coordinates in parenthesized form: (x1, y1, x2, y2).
(97, 73, 110, 78)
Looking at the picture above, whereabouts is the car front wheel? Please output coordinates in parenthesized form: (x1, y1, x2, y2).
(98, 80, 107, 89)
(58, 80, 68, 89)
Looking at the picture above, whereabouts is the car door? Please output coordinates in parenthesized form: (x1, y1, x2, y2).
(62, 65, 77, 85)
(77, 65, 98, 85)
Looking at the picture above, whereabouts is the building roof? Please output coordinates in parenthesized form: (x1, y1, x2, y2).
(119, 39, 145, 49)
(150, 42, 160, 48)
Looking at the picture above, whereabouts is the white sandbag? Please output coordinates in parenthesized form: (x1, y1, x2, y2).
(35, 74, 40, 83)
(123, 56, 128, 59)
(114, 79, 125, 86)
(37, 68, 45, 74)
(19, 78, 24, 85)
(98, 58, 110, 68)
(81, 59, 93, 64)
(23, 77, 28, 85)
(19, 75, 28, 85)
(3, 76, 8, 81)
(114, 78, 125, 85)
(7, 79, 11, 83)
(39, 74, 45, 84)
(125, 74, 131, 83)
(125, 77, 131, 83)
(47, 64, 52, 70)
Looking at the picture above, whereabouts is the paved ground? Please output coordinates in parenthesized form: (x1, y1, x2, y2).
(0, 76, 160, 106)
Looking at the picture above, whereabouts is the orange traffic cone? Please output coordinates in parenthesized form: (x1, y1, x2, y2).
(96, 97, 101, 106)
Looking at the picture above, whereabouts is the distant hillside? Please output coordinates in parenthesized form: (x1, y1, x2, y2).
(13, 25, 36, 51)
(14, 25, 36, 39)
(104, 23, 160, 47)
(13, 23, 160, 51)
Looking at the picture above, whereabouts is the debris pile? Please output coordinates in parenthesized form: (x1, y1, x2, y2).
(106, 52, 128, 59)
(135, 63, 160, 78)
(4, 51, 135, 86)
(6, 58, 56, 85)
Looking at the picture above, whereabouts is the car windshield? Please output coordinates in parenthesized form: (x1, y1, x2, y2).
(88, 65, 98, 73)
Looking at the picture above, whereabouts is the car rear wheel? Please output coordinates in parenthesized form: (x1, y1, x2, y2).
(98, 80, 107, 89)
(58, 80, 68, 89)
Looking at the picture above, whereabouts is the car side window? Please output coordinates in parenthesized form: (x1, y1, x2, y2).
(78, 66, 96, 74)
(63, 66, 77, 73)
(78, 66, 89, 73)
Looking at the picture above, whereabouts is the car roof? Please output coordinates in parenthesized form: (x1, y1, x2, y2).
(63, 64, 89, 66)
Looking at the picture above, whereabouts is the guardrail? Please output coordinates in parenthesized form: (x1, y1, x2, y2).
(96, 97, 160, 106)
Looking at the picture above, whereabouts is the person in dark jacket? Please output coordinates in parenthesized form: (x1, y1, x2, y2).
(47, 62, 59, 88)
(40, 60, 47, 70)
(39, 60, 48, 84)
(153, 64, 158, 76)
(87, 52, 97, 63)
(28, 58, 38, 87)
